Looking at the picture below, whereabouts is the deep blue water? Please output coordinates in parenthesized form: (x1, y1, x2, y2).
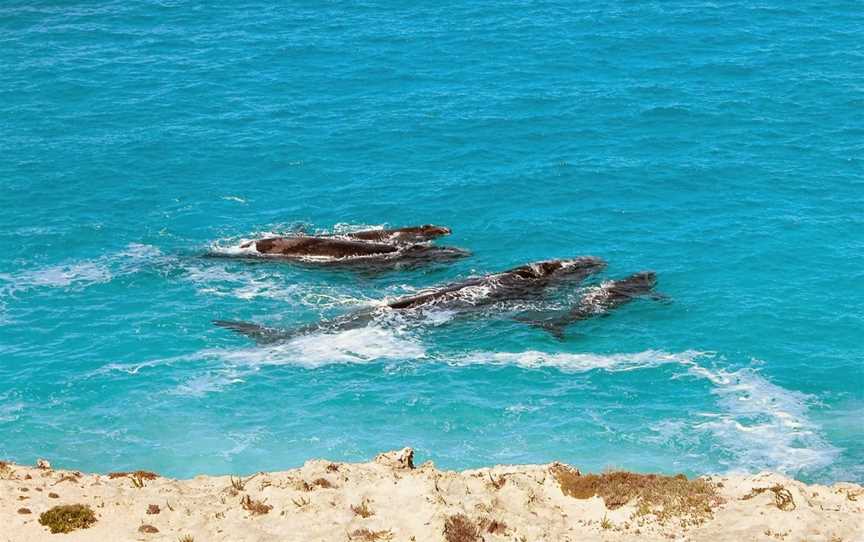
(1, 1, 862, 482)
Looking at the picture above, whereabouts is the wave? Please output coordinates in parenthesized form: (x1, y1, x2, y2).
(686, 364, 840, 475)
(206, 325, 427, 369)
(0, 399, 24, 423)
(181, 261, 372, 308)
(454, 348, 702, 372)
(0, 243, 163, 296)
(172, 369, 246, 398)
(95, 319, 838, 478)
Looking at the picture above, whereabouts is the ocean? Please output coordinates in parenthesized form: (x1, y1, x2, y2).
(0, 1, 861, 483)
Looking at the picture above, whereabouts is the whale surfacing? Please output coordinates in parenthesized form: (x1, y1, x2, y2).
(209, 224, 467, 270)
(524, 271, 663, 339)
(244, 236, 400, 258)
(340, 224, 451, 244)
(214, 257, 606, 343)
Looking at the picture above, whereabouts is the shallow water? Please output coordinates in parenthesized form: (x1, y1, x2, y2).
(0, 1, 862, 482)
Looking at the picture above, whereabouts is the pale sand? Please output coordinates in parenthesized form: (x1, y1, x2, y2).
(2, 448, 861, 542)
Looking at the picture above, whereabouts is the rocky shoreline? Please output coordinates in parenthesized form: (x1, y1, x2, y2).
(2, 448, 861, 541)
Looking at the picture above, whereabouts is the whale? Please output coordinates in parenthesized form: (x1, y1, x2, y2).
(214, 257, 606, 343)
(207, 227, 468, 270)
(240, 225, 453, 255)
(241, 236, 400, 258)
(337, 224, 451, 244)
(523, 271, 662, 339)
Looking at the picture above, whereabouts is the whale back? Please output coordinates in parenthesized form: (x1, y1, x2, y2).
(255, 236, 399, 258)
(343, 225, 451, 244)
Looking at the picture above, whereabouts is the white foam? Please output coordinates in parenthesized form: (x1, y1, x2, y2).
(206, 326, 426, 369)
(456, 349, 703, 373)
(687, 364, 840, 475)
(220, 428, 267, 460)
(330, 223, 386, 235)
(0, 243, 164, 295)
(173, 370, 246, 397)
(182, 262, 369, 307)
(19, 262, 112, 289)
(452, 349, 838, 475)
(0, 400, 24, 423)
(207, 231, 285, 257)
(97, 354, 193, 376)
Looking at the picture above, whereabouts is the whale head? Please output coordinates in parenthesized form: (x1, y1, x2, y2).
(511, 257, 606, 280)
(414, 224, 451, 238)
(611, 271, 657, 294)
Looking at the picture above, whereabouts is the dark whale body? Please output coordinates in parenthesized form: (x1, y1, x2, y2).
(208, 225, 466, 270)
(339, 225, 451, 244)
(214, 257, 606, 343)
(246, 236, 400, 258)
(526, 271, 661, 339)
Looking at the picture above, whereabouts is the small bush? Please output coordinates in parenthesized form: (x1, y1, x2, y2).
(479, 518, 507, 534)
(139, 524, 159, 533)
(240, 494, 272, 515)
(742, 484, 796, 511)
(312, 477, 335, 489)
(108, 470, 158, 488)
(443, 514, 480, 542)
(38, 504, 97, 534)
(349, 528, 393, 541)
(351, 499, 375, 518)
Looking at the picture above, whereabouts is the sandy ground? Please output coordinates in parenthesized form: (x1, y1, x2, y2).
(2, 448, 861, 542)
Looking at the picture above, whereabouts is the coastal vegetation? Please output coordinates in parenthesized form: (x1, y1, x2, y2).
(551, 464, 722, 525)
(38, 504, 97, 534)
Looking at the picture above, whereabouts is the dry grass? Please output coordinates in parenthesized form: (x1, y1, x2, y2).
(108, 470, 158, 480)
(488, 473, 507, 490)
(443, 514, 481, 542)
(742, 484, 796, 511)
(348, 528, 393, 541)
(351, 499, 375, 518)
(551, 465, 721, 525)
(178, 535, 194, 542)
(478, 517, 507, 535)
(38, 504, 97, 534)
(240, 494, 273, 515)
(312, 477, 335, 489)
(108, 470, 159, 488)
(53, 472, 81, 484)
(600, 514, 613, 529)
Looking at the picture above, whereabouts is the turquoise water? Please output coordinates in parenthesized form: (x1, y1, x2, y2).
(1, 1, 862, 483)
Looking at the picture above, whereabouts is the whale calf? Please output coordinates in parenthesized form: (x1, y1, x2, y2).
(338, 224, 451, 244)
(214, 257, 606, 343)
(525, 271, 662, 339)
